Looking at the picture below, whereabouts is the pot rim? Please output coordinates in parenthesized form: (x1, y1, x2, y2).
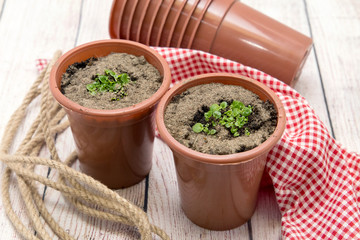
(49, 39, 171, 117)
(155, 73, 286, 165)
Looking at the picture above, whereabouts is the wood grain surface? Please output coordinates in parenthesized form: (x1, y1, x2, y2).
(0, 0, 358, 239)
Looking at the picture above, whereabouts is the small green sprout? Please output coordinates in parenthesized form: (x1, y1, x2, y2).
(204, 102, 228, 121)
(220, 101, 228, 109)
(192, 123, 217, 135)
(86, 69, 131, 101)
(192, 100, 253, 137)
(203, 124, 216, 135)
(192, 123, 204, 133)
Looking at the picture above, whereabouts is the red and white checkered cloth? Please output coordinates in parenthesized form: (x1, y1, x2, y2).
(36, 48, 360, 240)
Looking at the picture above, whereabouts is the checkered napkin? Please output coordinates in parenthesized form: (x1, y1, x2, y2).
(36, 48, 360, 239)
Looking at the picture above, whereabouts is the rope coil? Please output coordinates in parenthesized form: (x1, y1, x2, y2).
(0, 51, 170, 240)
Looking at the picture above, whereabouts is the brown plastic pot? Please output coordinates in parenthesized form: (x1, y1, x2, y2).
(130, 0, 150, 42)
(180, 0, 212, 49)
(150, 0, 174, 46)
(120, 0, 139, 39)
(139, 0, 162, 45)
(109, 0, 127, 39)
(49, 40, 171, 189)
(159, 0, 187, 47)
(170, 0, 200, 48)
(109, 0, 312, 86)
(155, 73, 286, 230)
(209, 1, 312, 86)
(191, 0, 234, 52)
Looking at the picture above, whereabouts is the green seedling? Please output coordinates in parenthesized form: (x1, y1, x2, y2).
(192, 100, 253, 137)
(204, 102, 227, 121)
(192, 123, 217, 135)
(86, 69, 131, 101)
(192, 123, 204, 133)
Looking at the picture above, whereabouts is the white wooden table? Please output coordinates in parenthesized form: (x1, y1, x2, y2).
(0, 0, 359, 239)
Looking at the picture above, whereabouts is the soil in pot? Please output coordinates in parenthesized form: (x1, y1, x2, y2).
(164, 83, 277, 155)
(61, 53, 162, 110)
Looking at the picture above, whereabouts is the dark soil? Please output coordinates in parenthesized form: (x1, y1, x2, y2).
(61, 53, 162, 110)
(164, 83, 277, 155)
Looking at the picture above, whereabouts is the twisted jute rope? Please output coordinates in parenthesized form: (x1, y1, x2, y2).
(0, 51, 170, 240)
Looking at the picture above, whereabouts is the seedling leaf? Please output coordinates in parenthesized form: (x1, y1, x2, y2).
(209, 129, 217, 135)
(192, 123, 204, 133)
(192, 100, 253, 137)
(204, 111, 212, 120)
(220, 101, 227, 109)
(213, 111, 221, 119)
(210, 104, 220, 112)
(86, 69, 131, 101)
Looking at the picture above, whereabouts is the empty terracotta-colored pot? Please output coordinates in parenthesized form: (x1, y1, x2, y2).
(130, 0, 150, 42)
(120, 0, 139, 39)
(150, 0, 174, 46)
(180, 0, 212, 49)
(108, 0, 127, 39)
(170, 0, 200, 48)
(109, 0, 312, 86)
(156, 73, 286, 230)
(49, 40, 171, 189)
(139, 0, 162, 45)
(159, 0, 187, 47)
(191, 0, 234, 52)
(209, 1, 312, 85)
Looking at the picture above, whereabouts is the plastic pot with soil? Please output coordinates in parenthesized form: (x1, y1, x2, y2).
(49, 39, 171, 189)
(155, 73, 286, 230)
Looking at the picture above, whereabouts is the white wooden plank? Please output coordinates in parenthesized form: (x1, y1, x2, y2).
(0, 0, 81, 140)
(305, 0, 360, 152)
(251, 187, 282, 239)
(0, 0, 82, 239)
(0, 0, 5, 19)
(75, 0, 113, 45)
(148, 138, 251, 239)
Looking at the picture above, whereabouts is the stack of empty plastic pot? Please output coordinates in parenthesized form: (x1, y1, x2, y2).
(109, 0, 313, 86)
